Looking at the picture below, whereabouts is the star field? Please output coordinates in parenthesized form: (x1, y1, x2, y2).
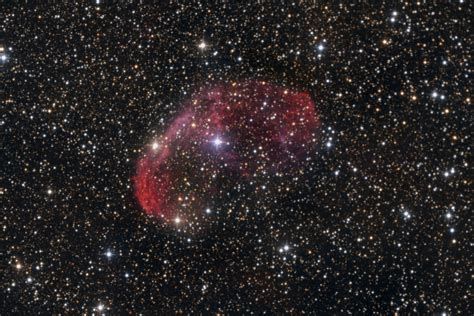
(1, 2, 472, 314)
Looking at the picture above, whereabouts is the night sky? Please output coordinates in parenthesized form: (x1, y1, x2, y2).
(1, 2, 472, 314)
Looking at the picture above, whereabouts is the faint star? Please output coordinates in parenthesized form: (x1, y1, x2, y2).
(403, 210, 411, 219)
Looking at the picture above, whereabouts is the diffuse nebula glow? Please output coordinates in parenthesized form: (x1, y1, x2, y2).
(134, 81, 320, 225)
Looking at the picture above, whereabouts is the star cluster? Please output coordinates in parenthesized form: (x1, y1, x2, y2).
(2, 2, 471, 314)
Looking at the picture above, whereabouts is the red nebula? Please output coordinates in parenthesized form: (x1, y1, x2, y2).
(134, 81, 320, 222)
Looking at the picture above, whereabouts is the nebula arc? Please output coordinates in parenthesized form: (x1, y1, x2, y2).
(134, 81, 320, 223)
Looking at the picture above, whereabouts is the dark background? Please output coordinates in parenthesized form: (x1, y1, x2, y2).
(1, 2, 471, 314)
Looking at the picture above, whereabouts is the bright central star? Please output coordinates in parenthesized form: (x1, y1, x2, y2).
(213, 137, 223, 147)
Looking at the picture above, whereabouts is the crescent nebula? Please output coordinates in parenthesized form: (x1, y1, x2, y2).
(134, 81, 320, 227)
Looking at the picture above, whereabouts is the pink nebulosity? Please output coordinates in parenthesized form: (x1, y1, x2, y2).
(134, 81, 320, 221)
